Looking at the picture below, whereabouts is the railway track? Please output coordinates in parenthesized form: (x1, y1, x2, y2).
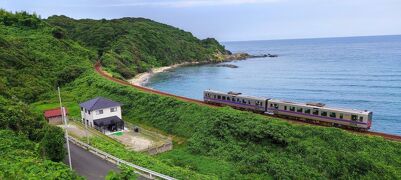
(94, 62, 401, 142)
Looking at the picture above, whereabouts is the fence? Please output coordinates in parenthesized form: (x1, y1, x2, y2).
(68, 136, 176, 180)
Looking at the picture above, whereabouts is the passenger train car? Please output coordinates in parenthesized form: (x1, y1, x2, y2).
(204, 89, 372, 130)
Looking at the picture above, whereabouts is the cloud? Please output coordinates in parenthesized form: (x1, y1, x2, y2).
(104, 0, 281, 8)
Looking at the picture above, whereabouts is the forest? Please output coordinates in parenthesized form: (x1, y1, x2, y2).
(46, 15, 229, 79)
(1, 10, 401, 179)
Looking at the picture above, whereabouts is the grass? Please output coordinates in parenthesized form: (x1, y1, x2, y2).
(31, 101, 81, 118)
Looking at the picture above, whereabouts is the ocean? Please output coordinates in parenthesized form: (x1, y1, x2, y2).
(146, 35, 401, 135)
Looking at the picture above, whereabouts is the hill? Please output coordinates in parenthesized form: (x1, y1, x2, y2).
(46, 15, 230, 79)
(1, 10, 401, 179)
(0, 10, 214, 179)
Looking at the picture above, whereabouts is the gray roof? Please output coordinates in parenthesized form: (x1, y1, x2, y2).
(93, 116, 123, 126)
(79, 97, 121, 111)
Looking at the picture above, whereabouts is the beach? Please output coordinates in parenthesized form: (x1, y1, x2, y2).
(128, 62, 200, 86)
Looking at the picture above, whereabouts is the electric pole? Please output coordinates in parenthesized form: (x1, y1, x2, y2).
(58, 87, 72, 170)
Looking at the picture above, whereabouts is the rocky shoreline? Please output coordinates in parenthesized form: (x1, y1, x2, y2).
(128, 52, 277, 86)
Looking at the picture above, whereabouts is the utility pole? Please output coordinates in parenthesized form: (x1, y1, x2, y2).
(85, 118, 89, 145)
(58, 87, 72, 170)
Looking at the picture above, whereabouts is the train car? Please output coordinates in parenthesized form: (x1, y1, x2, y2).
(203, 89, 373, 130)
(203, 89, 268, 112)
(267, 99, 372, 130)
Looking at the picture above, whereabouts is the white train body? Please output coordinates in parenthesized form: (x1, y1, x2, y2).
(204, 90, 372, 130)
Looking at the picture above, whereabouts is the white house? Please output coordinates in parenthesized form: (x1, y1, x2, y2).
(79, 97, 124, 133)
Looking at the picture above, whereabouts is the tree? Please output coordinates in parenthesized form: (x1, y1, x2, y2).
(41, 125, 66, 162)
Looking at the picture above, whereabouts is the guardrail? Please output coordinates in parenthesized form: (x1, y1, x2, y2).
(68, 136, 177, 180)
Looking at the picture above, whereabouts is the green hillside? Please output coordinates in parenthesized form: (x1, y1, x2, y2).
(46, 15, 229, 79)
(1, 10, 401, 179)
(0, 10, 92, 178)
(0, 10, 215, 179)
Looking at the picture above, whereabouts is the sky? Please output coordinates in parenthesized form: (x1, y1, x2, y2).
(1, 0, 401, 41)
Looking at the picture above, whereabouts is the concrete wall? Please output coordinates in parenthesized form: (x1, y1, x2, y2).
(48, 116, 65, 125)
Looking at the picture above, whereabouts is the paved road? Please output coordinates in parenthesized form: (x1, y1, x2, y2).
(64, 142, 119, 180)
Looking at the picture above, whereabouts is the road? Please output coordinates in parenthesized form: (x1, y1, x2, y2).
(64, 142, 119, 180)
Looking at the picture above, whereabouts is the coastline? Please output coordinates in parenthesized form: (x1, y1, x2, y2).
(128, 61, 202, 86)
(127, 52, 268, 86)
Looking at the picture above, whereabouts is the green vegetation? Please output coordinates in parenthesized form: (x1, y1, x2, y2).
(41, 126, 67, 162)
(56, 71, 401, 179)
(88, 136, 215, 179)
(0, 10, 90, 178)
(46, 15, 229, 79)
(0, 130, 82, 179)
(2, 10, 401, 179)
(106, 166, 138, 180)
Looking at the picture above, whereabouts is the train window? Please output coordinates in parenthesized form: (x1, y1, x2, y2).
(213, 95, 216, 99)
(359, 116, 363, 122)
(223, 96, 226, 100)
(290, 107, 295, 111)
(270, 104, 273, 107)
(284, 106, 287, 110)
(248, 100, 251, 104)
(297, 107, 303, 113)
(274, 104, 279, 109)
(304, 109, 311, 114)
(237, 98, 240, 102)
(217, 95, 221, 99)
(329, 112, 336, 118)
(232, 97, 235, 102)
(312, 109, 319, 115)
(351, 115, 358, 121)
(339, 114, 343, 119)
(321, 111, 327, 117)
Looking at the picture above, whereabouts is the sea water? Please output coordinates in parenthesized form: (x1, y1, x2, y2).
(146, 35, 401, 135)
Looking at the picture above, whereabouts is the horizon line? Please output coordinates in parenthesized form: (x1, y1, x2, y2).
(222, 34, 401, 43)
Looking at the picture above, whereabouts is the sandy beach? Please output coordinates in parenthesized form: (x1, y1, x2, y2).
(128, 62, 199, 86)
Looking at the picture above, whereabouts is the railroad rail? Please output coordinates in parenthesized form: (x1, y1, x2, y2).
(69, 136, 176, 180)
(95, 62, 214, 107)
(94, 62, 401, 142)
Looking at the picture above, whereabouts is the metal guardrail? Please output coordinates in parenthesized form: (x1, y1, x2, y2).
(68, 136, 177, 180)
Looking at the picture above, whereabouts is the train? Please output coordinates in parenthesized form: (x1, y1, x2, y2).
(203, 89, 372, 130)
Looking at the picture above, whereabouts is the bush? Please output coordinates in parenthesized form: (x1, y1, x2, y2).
(41, 126, 66, 162)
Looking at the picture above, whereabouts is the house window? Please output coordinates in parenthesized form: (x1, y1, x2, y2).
(297, 107, 303, 113)
(329, 112, 336, 118)
(304, 109, 311, 114)
(312, 109, 319, 115)
(111, 107, 117, 112)
(96, 109, 104, 115)
(321, 111, 327, 117)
